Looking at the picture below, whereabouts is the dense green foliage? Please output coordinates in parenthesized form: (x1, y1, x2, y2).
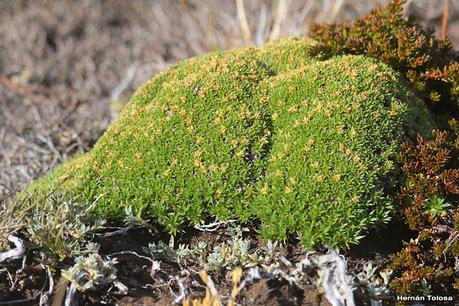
(27, 37, 435, 249)
(309, 0, 459, 123)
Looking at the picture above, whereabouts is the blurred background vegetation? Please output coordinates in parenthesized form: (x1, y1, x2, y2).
(1, 0, 458, 197)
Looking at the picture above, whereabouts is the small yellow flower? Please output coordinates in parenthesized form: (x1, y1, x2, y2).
(333, 174, 341, 182)
(316, 174, 324, 182)
(308, 139, 315, 146)
(324, 110, 331, 117)
(275, 170, 282, 177)
(288, 106, 297, 113)
(272, 113, 279, 120)
(350, 128, 357, 137)
(219, 126, 227, 135)
(220, 163, 228, 172)
(163, 168, 171, 176)
(312, 161, 320, 168)
(196, 135, 204, 144)
(194, 149, 203, 158)
(284, 186, 292, 194)
(303, 146, 311, 153)
(236, 149, 245, 158)
(209, 164, 217, 172)
(289, 177, 297, 185)
(59, 174, 70, 181)
(352, 155, 360, 163)
(260, 185, 269, 194)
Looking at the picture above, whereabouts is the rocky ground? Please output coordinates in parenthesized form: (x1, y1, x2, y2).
(1, 1, 459, 305)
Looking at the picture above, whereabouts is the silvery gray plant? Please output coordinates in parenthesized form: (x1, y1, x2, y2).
(62, 251, 118, 292)
(353, 262, 393, 305)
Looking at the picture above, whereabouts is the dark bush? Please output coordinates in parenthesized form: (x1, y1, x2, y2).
(389, 123, 459, 295)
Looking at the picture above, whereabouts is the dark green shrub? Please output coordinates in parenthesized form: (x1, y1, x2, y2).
(309, 0, 459, 123)
(26, 38, 435, 249)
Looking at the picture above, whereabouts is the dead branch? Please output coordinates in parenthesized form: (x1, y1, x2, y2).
(441, 0, 450, 40)
(236, 0, 252, 46)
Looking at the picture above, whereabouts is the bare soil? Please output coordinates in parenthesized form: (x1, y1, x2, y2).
(0, 225, 404, 306)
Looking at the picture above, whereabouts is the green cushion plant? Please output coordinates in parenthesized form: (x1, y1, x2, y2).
(26, 37, 436, 249)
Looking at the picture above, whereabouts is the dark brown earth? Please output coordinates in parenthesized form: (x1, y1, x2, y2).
(1, 1, 459, 305)
(0, 223, 418, 306)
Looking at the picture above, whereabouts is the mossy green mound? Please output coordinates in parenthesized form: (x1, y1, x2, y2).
(28, 38, 436, 249)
